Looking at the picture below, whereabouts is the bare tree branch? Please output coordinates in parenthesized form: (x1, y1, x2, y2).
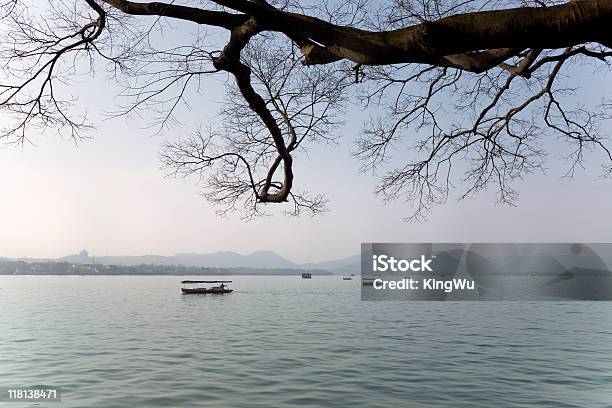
(0, 0, 610, 218)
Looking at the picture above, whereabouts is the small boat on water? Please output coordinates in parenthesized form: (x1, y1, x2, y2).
(302, 273, 312, 279)
(181, 280, 233, 294)
(362, 278, 375, 286)
(342, 276, 352, 280)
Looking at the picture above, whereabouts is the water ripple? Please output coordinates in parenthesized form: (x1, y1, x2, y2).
(1, 276, 612, 407)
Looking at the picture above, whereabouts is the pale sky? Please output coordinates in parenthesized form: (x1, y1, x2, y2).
(1, 4, 611, 263)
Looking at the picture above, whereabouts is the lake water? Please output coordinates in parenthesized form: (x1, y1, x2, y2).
(1, 275, 612, 407)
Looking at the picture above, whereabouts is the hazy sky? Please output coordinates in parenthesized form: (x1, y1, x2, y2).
(1, 5, 611, 263)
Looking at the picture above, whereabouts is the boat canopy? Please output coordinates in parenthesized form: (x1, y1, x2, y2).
(181, 280, 232, 284)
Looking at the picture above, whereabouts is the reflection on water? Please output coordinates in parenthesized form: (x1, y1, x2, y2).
(1, 276, 612, 407)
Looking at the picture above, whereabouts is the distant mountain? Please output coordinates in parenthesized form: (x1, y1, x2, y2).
(172, 250, 299, 268)
(56, 250, 358, 273)
(60, 253, 176, 266)
(301, 253, 360, 271)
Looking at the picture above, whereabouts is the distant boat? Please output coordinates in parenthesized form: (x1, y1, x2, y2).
(342, 276, 352, 280)
(362, 278, 375, 286)
(181, 280, 233, 294)
(302, 273, 312, 279)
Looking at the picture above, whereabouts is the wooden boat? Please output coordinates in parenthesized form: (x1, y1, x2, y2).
(301, 273, 312, 279)
(342, 276, 352, 280)
(181, 280, 233, 294)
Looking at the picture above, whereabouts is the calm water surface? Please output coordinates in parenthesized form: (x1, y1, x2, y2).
(1, 276, 612, 407)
